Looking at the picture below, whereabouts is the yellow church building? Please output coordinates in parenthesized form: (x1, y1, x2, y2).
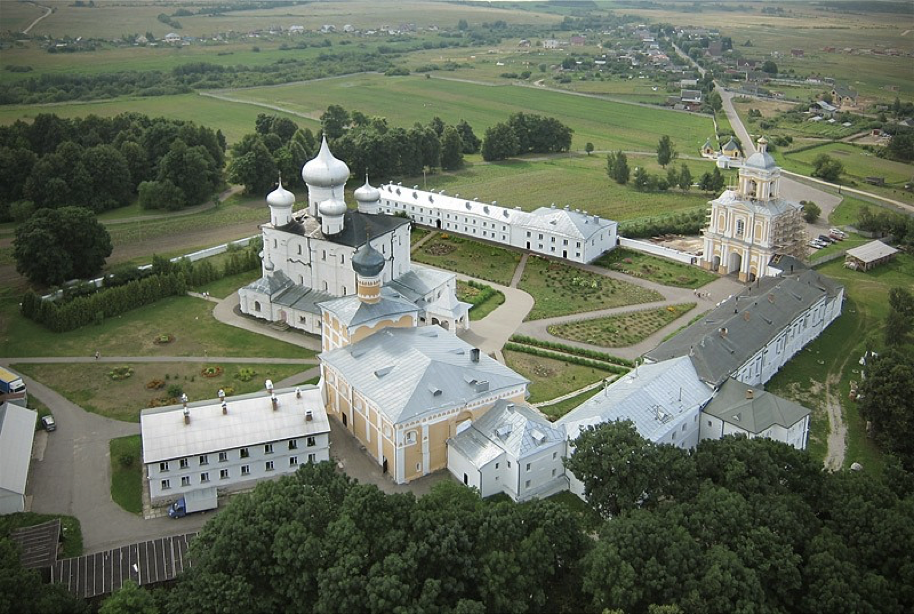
(700, 137, 806, 282)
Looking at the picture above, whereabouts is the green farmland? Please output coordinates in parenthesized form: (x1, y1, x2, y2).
(781, 143, 914, 189)
(216, 73, 714, 153)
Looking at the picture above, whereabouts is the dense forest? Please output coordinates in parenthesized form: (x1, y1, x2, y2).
(0, 113, 225, 220)
(6, 427, 899, 614)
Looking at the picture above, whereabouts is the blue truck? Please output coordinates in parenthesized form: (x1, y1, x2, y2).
(168, 487, 218, 518)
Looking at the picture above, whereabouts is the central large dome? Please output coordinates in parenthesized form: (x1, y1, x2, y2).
(302, 136, 350, 187)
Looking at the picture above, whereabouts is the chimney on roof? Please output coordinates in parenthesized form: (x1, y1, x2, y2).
(183, 407, 190, 425)
(471, 348, 480, 363)
(221, 400, 227, 415)
(719, 327, 728, 337)
(746, 389, 754, 400)
(271, 394, 278, 411)
(506, 403, 515, 412)
(306, 410, 313, 422)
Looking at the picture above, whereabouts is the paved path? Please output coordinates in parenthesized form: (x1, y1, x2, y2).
(212, 292, 322, 352)
(516, 271, 743, 360)
(14, 374, 210, 555)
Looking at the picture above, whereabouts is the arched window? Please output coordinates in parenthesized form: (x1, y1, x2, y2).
(254, 301, 261, 312)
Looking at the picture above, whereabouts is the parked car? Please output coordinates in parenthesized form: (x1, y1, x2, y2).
(817, 235, 835, 244)
(40, 415, 56, 432)
(829, 228, 847, 240)
(808, 240, 824, 249)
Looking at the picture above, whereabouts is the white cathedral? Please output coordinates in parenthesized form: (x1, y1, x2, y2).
(239, 138, 470, 335)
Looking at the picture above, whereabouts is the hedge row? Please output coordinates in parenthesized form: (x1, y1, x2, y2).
(618, 207, 708, 239)
(509, 334, 634, 367)
(463, 279, 499, 307)
(22, 242, 262, 332)
(21, 272, 188, 333)
(504, 342, 631, 374)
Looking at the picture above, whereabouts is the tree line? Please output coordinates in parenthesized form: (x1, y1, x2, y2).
(19, 242, 261, 331)
(0, 52, 393, 106)
(69, 428, 914, 614)
(0, 113, 225, 221)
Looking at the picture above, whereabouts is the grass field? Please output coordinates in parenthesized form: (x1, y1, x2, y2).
(218, 72, 715, 154)
(503, 349, 615, 405)
(110, 435, 143, 514)
(420, 155, 722, 222)
(519, 256, 663, 321)
(0, 294, 311, 359)
(538, 386, 603, 423)
(413, 234, 520, 285)
(766, 253, 913, 471)
(21, 0, 561, 40)
(548, 303, 696, 348)
(14, 361, 314, 422)
(595, 248, 718, 288)
(781, 143, 914, 188)
(456, 280, 505, 321)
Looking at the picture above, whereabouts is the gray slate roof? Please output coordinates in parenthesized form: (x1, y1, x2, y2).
(320, 327, 529, 424)
(273, 284, 336, 314)
(704, 377, 810, 432)
(557, 356, 713, 443)
(0, 402, 37, 498)
(645, 269, 843, 387)
(318, 288, 418, 327)
(279, 210, 409, 248)
(451, 399, 564, 466)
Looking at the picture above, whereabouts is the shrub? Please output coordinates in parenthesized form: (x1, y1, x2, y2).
(236, 368, 257, 382)
(167, 384, 183, 398)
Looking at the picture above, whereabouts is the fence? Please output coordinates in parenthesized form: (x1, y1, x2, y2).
(41, 236, 258, 301)
(618, 237, 697, 265)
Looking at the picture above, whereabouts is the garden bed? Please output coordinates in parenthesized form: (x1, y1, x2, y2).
(548, 303, 696, 348)
(518, 256, 662, 320)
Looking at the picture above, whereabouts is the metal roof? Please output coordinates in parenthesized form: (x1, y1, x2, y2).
(846, 240, 898, 264)
(320, 327, 529, 424)
(557, 356, 713, 443)
(140, 387, 329, 463)
(277, 209, 409, 248)
(51, 533, 196, 599)
(426, 287, 472, 319)
(463, 399, 564, 461)
(0, 402, 37, 498)
(318, 289, 418, 327)
(704, 378, 810, 432)
(273, 284, 336, 314)
(645, 269, 843, 387)
(447, 426, 503, 468)
(386, 266, 454, 305)
(378, 185, 615, 241)
(242, 270, 293, 296)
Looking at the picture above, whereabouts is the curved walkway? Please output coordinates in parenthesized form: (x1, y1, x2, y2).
(22, 2, 52, 35)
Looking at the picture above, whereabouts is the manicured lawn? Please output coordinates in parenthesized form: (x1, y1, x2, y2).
(13, 362, 314, 423)
(0, 295, 311, 359)
(503, 350, 616, 404)
(413, 234, 520, 285)
(110, 435, 143, 515)
(518, 256, 663, 321)
(548, 303, 696, 348)
(0, 513, 83, 558)
(595, 248, 717, 288)
(456, 280, 505, 321)
(196, 269, 262, 300)
(538, 386, 603, 423)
